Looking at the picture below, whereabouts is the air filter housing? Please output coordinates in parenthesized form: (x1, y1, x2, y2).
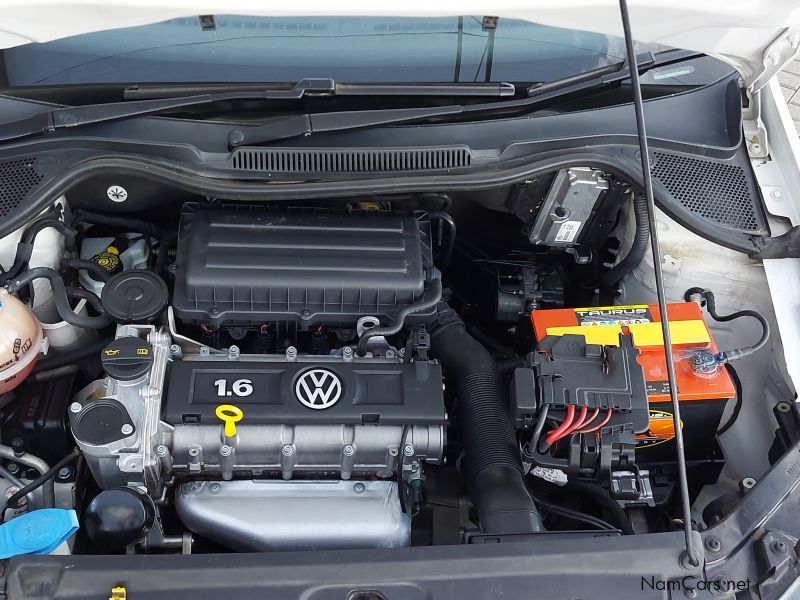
(172, 205, 434, 327)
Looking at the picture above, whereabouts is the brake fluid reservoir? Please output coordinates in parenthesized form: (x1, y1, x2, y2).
(0, 289, 48, 394)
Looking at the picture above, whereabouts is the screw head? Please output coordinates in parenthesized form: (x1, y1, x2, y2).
(403, 445, 415, 457)
(684, 587, 697, 599)
(353, 482, 366, 494)
(777, 402, 792, 413)
(343, 347, 353, 359)
(209, 482, 221, 494)
(281, 444, 294, 456)
(343, 445, 355, 457)
(219, 444, 233, 457)
(188, 447, 200, 457)
(771, 540, 788, 553)
(57, 467, 72, 479)
(69, 402, 82, 414)
(742, 477, 757, 490)
(155, 444, 169, 456)
(388, 447, 399, 457)
(705, 536, 721, 552)
(120, 424, 134, 436)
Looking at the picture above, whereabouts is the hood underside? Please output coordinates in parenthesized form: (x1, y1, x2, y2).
(0, 1, 799, 88)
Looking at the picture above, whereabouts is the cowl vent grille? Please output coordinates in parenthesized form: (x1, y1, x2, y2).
(0, 158, 43, 219)
(231, 147, 472, 174)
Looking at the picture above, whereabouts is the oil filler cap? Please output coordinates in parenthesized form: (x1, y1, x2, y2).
(101, 337, 153, 381)
(101, 270, 168, 324)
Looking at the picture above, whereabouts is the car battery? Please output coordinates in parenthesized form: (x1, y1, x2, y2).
(531, 303, 735, 464)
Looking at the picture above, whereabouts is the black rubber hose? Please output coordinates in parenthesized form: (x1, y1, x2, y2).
(5, 268, 111, 329)
(717, 364, 743, 435)
(356, 279, 443, 356)
(72, 210, 166, 238)
(530, 493, 616, 531)
(563, 480, 634, 535)
(684, 288, 771, 362)
(0, 218, 76, 284)
(66, 286, 106, 314)
(32, 338, 112, 374)
(5, 450, 80, 510)
(601, 192, 649, 289)
(497, 355, 526, 375)
(427, 211, 456, 268)
(429, 303, 543, 534)
(61, 257, 112, 283)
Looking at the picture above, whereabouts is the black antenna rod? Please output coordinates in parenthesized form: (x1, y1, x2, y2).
(617, 0, 700, 567)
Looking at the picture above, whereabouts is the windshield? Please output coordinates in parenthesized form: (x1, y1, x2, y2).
(2, 15, 669, 87)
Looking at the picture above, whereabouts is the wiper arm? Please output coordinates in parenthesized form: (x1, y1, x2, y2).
(0, 78, 511, 144)
(124, 79, 516, 100)
(226, 105, 464, 148)
(526, 49, 700, 100)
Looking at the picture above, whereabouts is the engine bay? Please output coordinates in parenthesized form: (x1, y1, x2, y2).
(0, 167, 779, 555)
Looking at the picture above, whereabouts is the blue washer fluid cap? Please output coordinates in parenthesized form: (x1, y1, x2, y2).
(0, 509, 79, 558)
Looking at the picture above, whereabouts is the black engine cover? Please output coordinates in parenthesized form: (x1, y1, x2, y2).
(163, 357, 444, 427)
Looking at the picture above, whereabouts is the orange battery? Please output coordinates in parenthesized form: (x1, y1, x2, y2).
(530, 302, 735, 403)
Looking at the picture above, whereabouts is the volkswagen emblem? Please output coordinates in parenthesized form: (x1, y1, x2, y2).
(294, 368, 343, 410)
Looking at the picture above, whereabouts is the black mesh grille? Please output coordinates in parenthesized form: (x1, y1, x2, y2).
(651, 152, 765, 233)
(231, 147, 472, 173)
(0, 158, 43, 219)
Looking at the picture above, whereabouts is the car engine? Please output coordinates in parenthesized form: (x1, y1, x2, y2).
(0, 169, 774, 556)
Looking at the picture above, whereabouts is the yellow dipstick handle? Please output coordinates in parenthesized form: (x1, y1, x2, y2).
(216, 404, 244, 438)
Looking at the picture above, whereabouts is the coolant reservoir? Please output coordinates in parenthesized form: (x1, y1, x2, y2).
(0, 289, 47, 393)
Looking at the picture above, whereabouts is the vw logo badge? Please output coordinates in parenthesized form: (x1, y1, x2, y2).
(294, 368, 343, 410)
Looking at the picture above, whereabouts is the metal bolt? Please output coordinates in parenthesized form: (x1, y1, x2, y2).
(209, 482, 221, 494)
(219, 445, 232, 457)
(168, 263, 177, 273)
(771, 540, 788, 553)
(188, 447, 200, 457)
(684, 587, 697, 599)
(741, 477, 757, 491)
(705, 536, 721, 552)
(170, 344, 182, 356)
(385, 349, 395, 359)
(6, 463, 18, 475)
(228, 345, 240, 359)
(343, 347, 353, 360)
(343, 445, 355, 457)
(388, 447, 399, 457)
(771, 189, 784, 200)
(777, 402, 792, 413)
(281, 444, 294, 456)
(155, 444, 169, 457)
(353, 482, 366, 494)
(4, 486, 19, 500)
(286, 346, 297, 360)
(121, 424, 134, 436)
(403, 445, 415, 457)
(57, 467, 72, 479)
(69, 402, 82, 414)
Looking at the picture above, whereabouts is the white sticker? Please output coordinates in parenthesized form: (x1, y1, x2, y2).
(554, 220, 581, 243)
(531, 466, 568, 486)
(106, 185, 128, 202)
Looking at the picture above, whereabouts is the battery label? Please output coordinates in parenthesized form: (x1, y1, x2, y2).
(573, 305, 653, 327)
(646, 380, 671, 396)
(636, 409, 681, 449)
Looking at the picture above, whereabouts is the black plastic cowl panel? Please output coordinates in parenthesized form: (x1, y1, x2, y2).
(172, 205, 434, 327)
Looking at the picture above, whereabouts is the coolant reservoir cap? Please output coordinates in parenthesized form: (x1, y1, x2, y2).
(101, 270, 168, 324)
(101, 337, 153, 381)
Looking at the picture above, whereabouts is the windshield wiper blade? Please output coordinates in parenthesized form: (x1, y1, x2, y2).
(125, 79, 516, 100)
(0, 78, 510, 144)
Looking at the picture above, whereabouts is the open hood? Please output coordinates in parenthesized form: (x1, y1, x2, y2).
(0, 1, 799, 89)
